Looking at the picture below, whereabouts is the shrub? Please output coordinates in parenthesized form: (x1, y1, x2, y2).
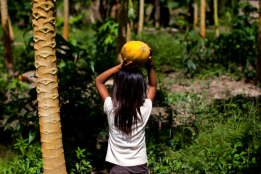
(147, 91, 261, 173)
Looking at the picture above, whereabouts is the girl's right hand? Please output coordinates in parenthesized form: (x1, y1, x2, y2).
(121, 58, 139, 69)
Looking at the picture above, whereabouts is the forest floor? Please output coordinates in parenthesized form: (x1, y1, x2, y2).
(1, 70, 260, 173)
(105, 71, 261, 117)
(5, 70, 259, 129)
(93, 71, 261, 173)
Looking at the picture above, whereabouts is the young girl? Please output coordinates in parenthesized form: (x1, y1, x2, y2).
(95, 49, 157, 174)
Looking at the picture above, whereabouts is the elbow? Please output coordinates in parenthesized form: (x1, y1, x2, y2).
(150, 83, 157, 89)
(95, 76, 105, 85)
(151, 80, 157, 88)
(95, 77, 100, 85)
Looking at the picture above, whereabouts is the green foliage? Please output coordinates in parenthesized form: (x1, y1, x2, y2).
(1, 138, 43, 174)
(180, 30, 211, 75)
(8, 0, 32, 28)
(91, 18, 119, 73)
(56, 15, 83, 28)
(147, 89, 261, 173)
(70, 147, 92, 174)
(140, 32, 182, 71)
(0, 73, 31, 123)
(177, 2, 258, 79)
(213, 3, 258, 79)
(128, 0, 136, 20)
(0, 138, 93, 174)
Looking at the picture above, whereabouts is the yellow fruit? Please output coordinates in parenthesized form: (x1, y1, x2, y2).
(121, 41, 150, 67)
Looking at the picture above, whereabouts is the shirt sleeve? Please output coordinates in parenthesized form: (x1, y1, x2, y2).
(141, 98, 153, 123)
(144, 98, 152, 109)
(104, 97, 112, 115)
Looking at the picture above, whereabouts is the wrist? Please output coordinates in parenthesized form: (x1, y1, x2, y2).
(117, 63, 123, 70)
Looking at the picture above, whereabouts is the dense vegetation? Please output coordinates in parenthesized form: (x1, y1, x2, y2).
(0, 0, 261, 173)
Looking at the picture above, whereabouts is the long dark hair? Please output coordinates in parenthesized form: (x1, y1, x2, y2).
(112, 69, 147, 136)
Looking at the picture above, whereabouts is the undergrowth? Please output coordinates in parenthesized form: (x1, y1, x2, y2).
(146, 89, 261, 173)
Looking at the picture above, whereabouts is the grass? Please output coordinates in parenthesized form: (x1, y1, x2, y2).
(146, 88, 261, 173)
(0, 144, 19, 171)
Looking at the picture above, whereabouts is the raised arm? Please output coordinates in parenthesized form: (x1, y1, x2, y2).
(95, 64, 121, 103)
(146, 49, 157, 101)
(95, 59, 135, 103)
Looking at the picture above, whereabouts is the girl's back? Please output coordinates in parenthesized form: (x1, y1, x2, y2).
(104, 96, 152, 166)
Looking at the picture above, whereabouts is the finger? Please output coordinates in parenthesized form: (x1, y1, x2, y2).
(125, 61, 133, 67)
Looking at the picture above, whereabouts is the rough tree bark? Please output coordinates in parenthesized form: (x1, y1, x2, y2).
(63, 0, 69, 40)
(32, 0, 67, 173)
(200, 0, 206, 38)
(1, 0, 14, 75)
(194, 0, 198, 30)
(214, 0, 219, 37)
(255, 0, 261, 85)
(138, 0, 144, 38)
(115, 0, 128, 65)
(154, 0, 160, 28)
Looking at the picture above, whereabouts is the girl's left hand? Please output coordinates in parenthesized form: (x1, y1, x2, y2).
(145, 48, 153, 67)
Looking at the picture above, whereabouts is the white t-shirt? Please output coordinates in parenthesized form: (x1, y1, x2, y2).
(104, 97, 152, 166)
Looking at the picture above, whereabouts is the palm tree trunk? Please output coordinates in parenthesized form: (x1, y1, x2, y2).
(154, 0, 160, 28)
(255, 0, 261, 85)
(214, 0, 219, 37)
(1, 0, 14, 75)
(194, 0, 198, 30)
(32, 0, 67, 173)
(63, 0, 69, 40)
(138, 0, 144, 38)
(115, 0, 128, 65)
(200, 0, 205, 38)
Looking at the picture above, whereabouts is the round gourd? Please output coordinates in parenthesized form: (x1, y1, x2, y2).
(121, 41, 150, 67)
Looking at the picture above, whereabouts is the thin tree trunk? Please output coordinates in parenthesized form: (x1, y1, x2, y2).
(90, 0, 103, 22)
(127, 22, 131, 42)
(99, 0, 106, 21)
(138, 0, 144, 38)
(194, 0, 198, 30)
(32, 0, 67, 173)
(63, 0, 69, 40)
(255, 0, 261, 85)
(127, 0, 133, 42)
(1, 0, 14, 75)
(200, 0, 205, 38)
(106, 0, 111, 19)
(8, 16, 14, 40)
(115, 0, 128, 65)
(214, 0, 219, 37)
(154, 0, 160, 28)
